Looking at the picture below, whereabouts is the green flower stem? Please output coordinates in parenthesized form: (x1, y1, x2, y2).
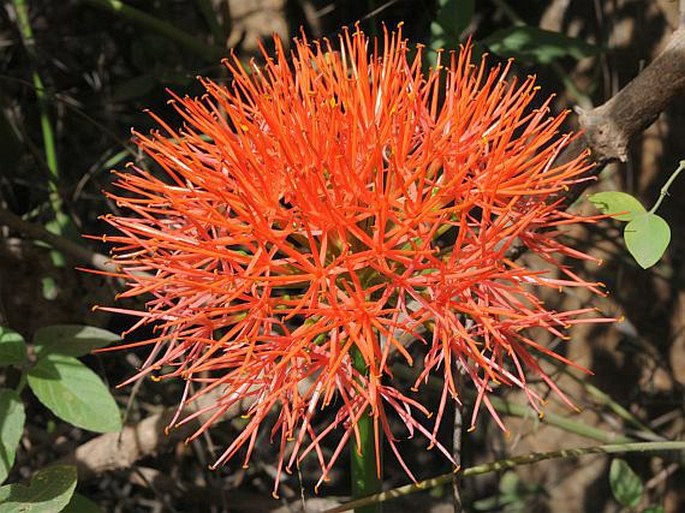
(325, 441, 685, 513)
(561, 369, 656, 436)
(538, 351, 659, 436)
(12, 0, 61, 214)
(350, 345, 382, 513)
(392, 364, 633, 444)
(649, 160, 685, 214)
(487, 395, 633, 445)
(80, 0, 227, 62)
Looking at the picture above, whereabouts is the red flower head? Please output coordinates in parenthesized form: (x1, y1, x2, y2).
(98, 24, 611, 493)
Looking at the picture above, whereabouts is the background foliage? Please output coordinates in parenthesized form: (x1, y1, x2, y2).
(1, 1, 684, 512)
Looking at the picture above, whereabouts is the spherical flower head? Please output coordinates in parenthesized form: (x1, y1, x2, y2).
(98, 24, 611, 493)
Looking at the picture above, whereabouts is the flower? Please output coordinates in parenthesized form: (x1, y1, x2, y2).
(97, 24, 611, 493)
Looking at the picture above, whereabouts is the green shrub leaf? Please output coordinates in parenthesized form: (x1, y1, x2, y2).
(643, 506, 665, 513)
(588, 191, 647, 222)
(27, 354, 121, 433)
(0, 465, 76, 513)
(34, 325, 119, 358)
(624, 213, 671, 269)
(609, 458, 643, 507)
(0, 328, 27, 367)
(60, 492, 104, 513)
(0, 389, 25, 483)
(483, 26, 600, 64)
(430, 0, 475, 48)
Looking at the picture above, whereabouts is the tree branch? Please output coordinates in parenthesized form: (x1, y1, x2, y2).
(58, 389, 253, 480)
(515, 25, 685, 244)
(0, 207, 114, 273)
(577, 28, 685, 165)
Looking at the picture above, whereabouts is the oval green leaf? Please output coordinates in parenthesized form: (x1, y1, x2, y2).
(588, 191, 647, 222)
(34, 325, 119, 358)
(0, 328, 27, 367)
(483, 26, 601, 64)
(609, 458, 643, 508)
(0, 389, 25, 483)
(27, 354, 121, 433)
(60, 492, 104, 513)
(624, 213, 671, 269)
(0, 465, 76, 513)
(430, 0, 475, 50)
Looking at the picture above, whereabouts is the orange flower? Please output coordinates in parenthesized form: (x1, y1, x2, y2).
(97, 24, 610, 493)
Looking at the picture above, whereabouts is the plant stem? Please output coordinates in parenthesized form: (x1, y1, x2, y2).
(0, 207, 115, 273)
(392, 364, 634, 445)
(325, 440, 685, 513)
(452, 370, 463, 513)
(649, 160, 685, 214)
(80, 0, 227, 61)
(12, 0, 61, 214)
(350, 346, 382, 513)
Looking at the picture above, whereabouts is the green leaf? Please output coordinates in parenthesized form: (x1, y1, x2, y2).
(0, 389, 25, 483)
(0, 328, 27, 367)
(609, 458, 643, 508)
(430, 0, 475, 47)
(588, 191, 647, 222)
(27, 354, 121, 433)
(0, 465, 76, 513)
(498, 471, 521, 495)
(643, 506, 665, 513)
(483, 26, 600, 64)
(34, 325, 119, 358)
(40, 277, 58, 302)
(111, 73, 157, 103)
(624, 213, 671, 269)
(60, 493, 104, 513)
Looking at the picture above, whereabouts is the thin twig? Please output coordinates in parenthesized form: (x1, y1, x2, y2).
(0, 207, 113, 273)
(324, 441, 685, 513)
(58, 389, 254, 480)
(452, 370, 463, 513)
